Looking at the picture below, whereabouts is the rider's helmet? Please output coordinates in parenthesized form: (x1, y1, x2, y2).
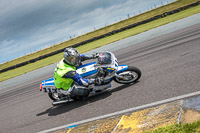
(63, 47, 80, 67)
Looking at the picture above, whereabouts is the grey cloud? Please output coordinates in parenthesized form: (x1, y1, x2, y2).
(0, 0, 175, 63)
(0, 0, 126, 40)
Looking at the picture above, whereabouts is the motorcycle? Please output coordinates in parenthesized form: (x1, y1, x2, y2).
(40, 52, 141, 106)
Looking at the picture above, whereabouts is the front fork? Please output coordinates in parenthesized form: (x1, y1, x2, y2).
(115, 73, 129, 80)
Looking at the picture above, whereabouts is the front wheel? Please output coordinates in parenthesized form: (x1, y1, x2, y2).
(114, 66, 141, 84)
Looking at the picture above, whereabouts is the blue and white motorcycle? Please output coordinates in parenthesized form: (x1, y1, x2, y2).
(40, 52, 141, 105)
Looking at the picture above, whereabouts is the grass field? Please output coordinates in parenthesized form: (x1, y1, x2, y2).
(0, 0, 200, 82)
(146, 120, 200, 133)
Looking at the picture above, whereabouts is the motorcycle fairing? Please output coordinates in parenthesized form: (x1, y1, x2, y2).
(41, 62, 97, 88)
(42, 77, 55, 86)
(76, 62, 97, 77)
(41, 77, 56, 92)
(116, 65, 128, 74)
(41, 64, 128, 88)
(106, 67, 115, 73)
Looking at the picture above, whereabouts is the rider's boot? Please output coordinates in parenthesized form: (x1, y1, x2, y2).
(53, 89, 71, 102)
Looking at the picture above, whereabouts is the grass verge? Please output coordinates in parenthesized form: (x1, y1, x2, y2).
(146, 120, 200, 133)
(0, 3, 200, 82)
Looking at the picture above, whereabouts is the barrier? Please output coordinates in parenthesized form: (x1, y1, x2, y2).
(0, 1, 199, 73)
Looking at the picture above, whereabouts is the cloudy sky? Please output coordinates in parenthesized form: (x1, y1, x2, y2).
(0, 0, 175, 64)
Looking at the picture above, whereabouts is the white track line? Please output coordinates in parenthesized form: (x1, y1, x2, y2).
(38, 91, 200, 133)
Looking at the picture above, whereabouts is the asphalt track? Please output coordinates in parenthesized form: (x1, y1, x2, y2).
(1, 22, 200, 132)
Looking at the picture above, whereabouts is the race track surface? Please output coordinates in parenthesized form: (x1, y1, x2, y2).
(0, 23, 200, 133)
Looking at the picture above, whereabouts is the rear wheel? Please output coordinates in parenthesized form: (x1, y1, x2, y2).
(114, 66, 141, 84)
(48, 93, 59, 101)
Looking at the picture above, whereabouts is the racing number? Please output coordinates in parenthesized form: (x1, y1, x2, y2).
(43, 87, 57, 93)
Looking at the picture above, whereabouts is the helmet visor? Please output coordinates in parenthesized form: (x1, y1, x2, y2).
(63, 48, 80, 67)
(98, 52, 112, 64)
(66, 55, 80, 66)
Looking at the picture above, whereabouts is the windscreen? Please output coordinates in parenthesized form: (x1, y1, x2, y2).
(97, 52, 112, 65)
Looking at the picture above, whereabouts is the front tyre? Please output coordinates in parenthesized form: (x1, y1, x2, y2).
(114, 66, 141, 84)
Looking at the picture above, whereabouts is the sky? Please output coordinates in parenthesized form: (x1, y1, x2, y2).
(0, 0, 176, 64)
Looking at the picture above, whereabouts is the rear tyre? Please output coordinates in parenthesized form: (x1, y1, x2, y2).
(48, 93, 59, 101)
(114, 66, 141, 84)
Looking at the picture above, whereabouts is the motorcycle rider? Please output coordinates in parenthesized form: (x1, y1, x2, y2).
(54, 47, 103, 101)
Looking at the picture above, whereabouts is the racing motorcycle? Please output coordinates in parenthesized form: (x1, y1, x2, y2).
(40, 52, 141, 106)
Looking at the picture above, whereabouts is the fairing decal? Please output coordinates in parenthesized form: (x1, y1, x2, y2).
(42, 78, 55, 86)
(81, 69, 98, 77)
(76, 62, 97, 77)
(116, 65, 128, 74)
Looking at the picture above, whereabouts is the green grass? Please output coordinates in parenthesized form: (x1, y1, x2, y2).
(0, 0, 198, 71)
(146, 120, 200, 133)
(0, 1, 200, 82)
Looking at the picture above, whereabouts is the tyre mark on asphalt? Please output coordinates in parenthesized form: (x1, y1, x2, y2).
(117, 27, 200, 60)
(119, 35, 200, 64)
(125, 39, 199, 65)
(0, 83, 39, 104)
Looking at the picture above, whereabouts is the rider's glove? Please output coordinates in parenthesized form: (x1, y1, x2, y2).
(95, 77, 104, 85)
(92, 53, 99, 59)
